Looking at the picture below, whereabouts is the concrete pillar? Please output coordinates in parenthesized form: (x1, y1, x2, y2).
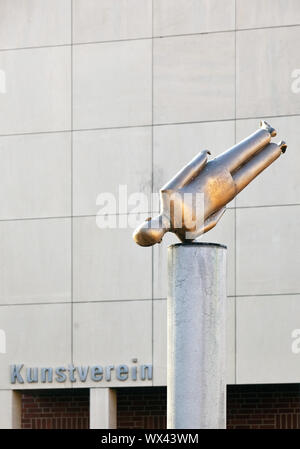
(0, 390, 21, 429)
(90, 388, 117, 429)
(167, 242, 227, 429)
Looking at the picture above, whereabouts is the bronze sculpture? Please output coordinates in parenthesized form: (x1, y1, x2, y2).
(133, 121, 287, 246)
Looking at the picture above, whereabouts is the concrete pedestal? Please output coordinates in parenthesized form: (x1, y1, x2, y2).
(167, 243, 227, 429)
(90, 388, 117, 429)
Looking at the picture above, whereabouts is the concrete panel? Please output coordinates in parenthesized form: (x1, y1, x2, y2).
(237, 295, 300, 384)
(73, 0, 152, 43)
(0, 391, 21, 429)
(226, 297, 236, 385)
(0, 46, 71, 134)
(154, 0, 235, 36)
(152, 297, 236, 386)
(153, 120, 235, 196)
(153, 208, 236, 298)
(73, 127, 151, 216)
(153, 33, 235, 124)
(90, 388, 117, 429)
(0, 132, 71, 220)
(0, 0, 71, 49)
(0, 218, 71, 304)
(73, 301, 152, 388)
(236, 116, 300, 207)
(73, 216, 152, 301)
(237, 0, 300, 29)
(236, 27, 300, 118)
(152, 299, 167, 386)
(236, 206, 300, 296)
(73, 40, 152, 129)
(0, 303, 72, 389)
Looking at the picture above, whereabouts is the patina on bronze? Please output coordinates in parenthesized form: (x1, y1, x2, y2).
(133, 121, 287, 246)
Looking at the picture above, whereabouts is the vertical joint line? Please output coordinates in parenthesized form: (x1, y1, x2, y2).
(234, 0, 237, 386)
(70, 0, 74, 368)
(151, 0, 154, 381)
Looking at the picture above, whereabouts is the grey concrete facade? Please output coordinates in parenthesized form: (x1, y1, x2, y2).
(0, 0, 300, 426)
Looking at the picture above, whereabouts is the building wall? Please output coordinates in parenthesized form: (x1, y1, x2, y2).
(117, 387, 166, 429)
(21, 389, 89, 429)
(20, 385, 300, 429)
(0, 0, 299, 408)
(227, 384, 300, 429)
(120, 384, 300, 430)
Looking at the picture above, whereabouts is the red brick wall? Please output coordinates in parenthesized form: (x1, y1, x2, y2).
(21, 389, 89, 429)
(117, 387, 166, 429)
(117, 384, 300, 429)
(20, 384, 300, 429)
(227, 384, 300, 429)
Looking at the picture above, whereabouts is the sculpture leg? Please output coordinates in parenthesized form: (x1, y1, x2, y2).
(217, 121, 276, 173)
(232, 141, 286, 194)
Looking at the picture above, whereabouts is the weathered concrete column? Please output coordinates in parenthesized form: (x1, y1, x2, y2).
(90, 388, 117, 429)
(0, 390, 21, 429)
(167, 242, 227, 429)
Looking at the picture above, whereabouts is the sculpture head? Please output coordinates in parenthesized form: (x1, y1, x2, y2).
(133, 214, 170, 247)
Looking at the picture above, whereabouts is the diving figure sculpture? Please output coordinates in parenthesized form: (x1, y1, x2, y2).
(133, 121, 287, 246)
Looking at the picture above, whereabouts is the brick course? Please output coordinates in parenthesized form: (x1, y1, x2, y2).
(227, 384, 300, 429)
(21, 389, 89, 429)
(117, 387, 166, 429)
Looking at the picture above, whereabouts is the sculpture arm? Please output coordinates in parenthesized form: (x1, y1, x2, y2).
(161, 150, 210, 192)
